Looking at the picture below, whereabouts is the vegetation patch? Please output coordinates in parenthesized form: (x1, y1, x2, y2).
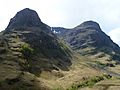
(59, 41, 72, 57)
(67, 74, 112, 90)
(19, 44, 37, 72)
(20, 44, 34, 59)
(95, 61, 107, 68)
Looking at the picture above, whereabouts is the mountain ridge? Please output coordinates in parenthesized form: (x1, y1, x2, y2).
(1, 8, 120, 90)
(52, 20, 120, 60)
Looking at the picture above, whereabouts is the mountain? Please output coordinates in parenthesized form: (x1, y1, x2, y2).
(5, 8, 51, 33)
(53, 21, 120, 60)
(1, 8, 120, 90)
(51, 21, 120, 89)
(0, 8, 72, 90)
(6, 8, 41, 29)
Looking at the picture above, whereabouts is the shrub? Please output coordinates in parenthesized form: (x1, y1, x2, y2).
(95, 61, 107, 68)
(20, 44, 34, 59)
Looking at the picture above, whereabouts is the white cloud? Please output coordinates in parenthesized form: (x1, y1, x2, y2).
(108, 28, 120, 45)
(0, 0, 120, 34)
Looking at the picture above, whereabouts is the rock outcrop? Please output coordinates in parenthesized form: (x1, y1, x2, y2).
(6, 8, 50, 33)
(6, 8, 42, 29)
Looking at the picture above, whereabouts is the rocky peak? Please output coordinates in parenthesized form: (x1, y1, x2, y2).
(2, 8, 72, 73)
(6, 8, 42, 30)
(53, 21, 120, 60)
(74, 21, 101, 31)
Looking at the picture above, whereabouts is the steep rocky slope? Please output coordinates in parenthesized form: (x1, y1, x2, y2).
(53, 21, 120, 61)
(0, 8, 72, 90)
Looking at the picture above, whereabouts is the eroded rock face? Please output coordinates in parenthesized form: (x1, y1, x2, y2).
(65, 21, 117, 49)
(5, 8, 52, 34)
(53, 21, 120, 60)
(6, 8, 42, 30)
(74, 21, 101, 31)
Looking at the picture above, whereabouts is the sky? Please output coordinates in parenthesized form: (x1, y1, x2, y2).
(0, 0, 120, 45)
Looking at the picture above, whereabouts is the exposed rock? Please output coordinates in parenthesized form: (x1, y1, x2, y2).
(6, 8, 41, 29)
(53, 21, 120, 60)
(74, 21, 101, 31)
(5, 8, 51, 33)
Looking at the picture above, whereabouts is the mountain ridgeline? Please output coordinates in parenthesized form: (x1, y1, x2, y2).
(52, 21, 120, 60)
(0, 8, 120, 90)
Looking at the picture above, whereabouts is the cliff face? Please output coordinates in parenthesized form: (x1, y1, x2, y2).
(6, 8, 42, 29)
(6, 8, 51, 33)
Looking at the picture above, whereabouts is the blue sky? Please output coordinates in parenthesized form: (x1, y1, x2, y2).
(0, 0, 120, 45)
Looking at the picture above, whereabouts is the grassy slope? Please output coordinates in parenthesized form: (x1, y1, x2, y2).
(0, 32, 50, 90)
(1, 30, 120, 90)
(0, 28, 72, 90)
(38, 52, 120, 90)
(38, 54, 103, 89)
